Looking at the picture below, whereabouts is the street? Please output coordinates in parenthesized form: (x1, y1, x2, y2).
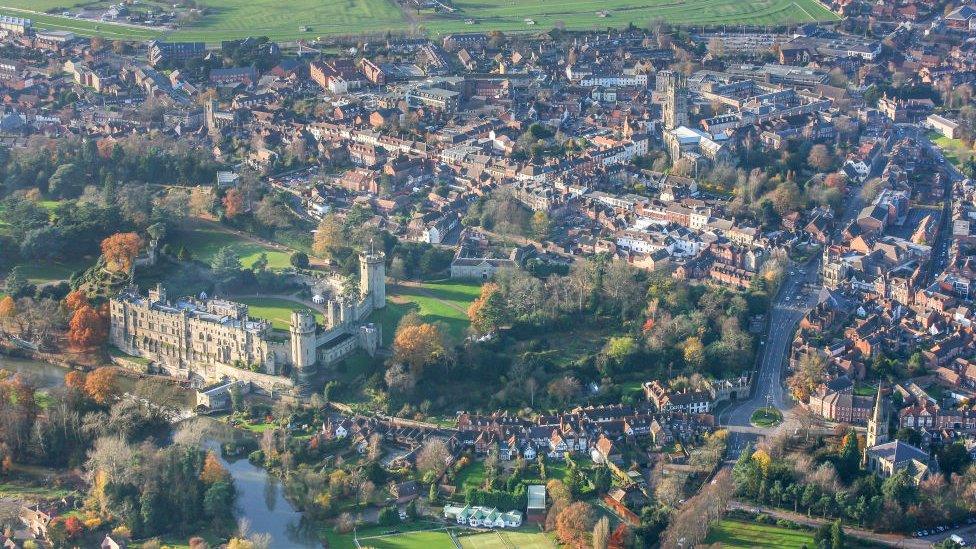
(717, 260, 822, 458)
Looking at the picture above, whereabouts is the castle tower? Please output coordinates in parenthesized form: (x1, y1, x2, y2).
(661, 70, 689, 130)
(866, 384, 889, 449)
(289, 310, 318, 383)
(359, 246, 386, 310)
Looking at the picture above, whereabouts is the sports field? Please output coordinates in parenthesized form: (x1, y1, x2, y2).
(459, 530, 555, 549)
(0, 0, 837, 42)
(704, 520, 815, 548)
(423, 0, 837, 35)
(360, 530, 458, 549)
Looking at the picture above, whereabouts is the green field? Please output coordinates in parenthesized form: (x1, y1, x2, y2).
(174, 226, 293, 271)
(423, 0, 836, 35)
(373, 280, 482, 344)
(459, 530, 555, 549)
(704, 520, 815, 548)
(0, 0, 838, 42)
(361, 529, 458, 549)
(928, 131, 972, 169)
(16, 257, 91, 285)
(0, 6, 162, 39)
(750, 406, 783, 427)
(235, 297, 324, 330)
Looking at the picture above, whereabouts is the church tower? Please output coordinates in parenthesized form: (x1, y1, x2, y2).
(359, 245, 386, 310)
(866, 384, 889, 449)
(661, 70, 689, 130)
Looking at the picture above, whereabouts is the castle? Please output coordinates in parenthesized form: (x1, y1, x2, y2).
(109, 249, 386, 396)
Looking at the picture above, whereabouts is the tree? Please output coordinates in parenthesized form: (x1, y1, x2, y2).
(48, 163, 84, 198)
(467, 283, 508, 334)
(836, 429, 861, 482)
(0, 296, 15, 326)
(808, 144, 834, 172)
(938, 443, 972, 479)
(788, 352, 827, 401)
(3, 266, 30, 298)
(592, 516, 610, 549)
(416, 438, 450, 477)
(555, 501, 594, 548)
(531, 210, 551, 240)
(101, 232, 143, 273)
(200, 452, 229, 484)
(64, 290, 89, 312)
(84, 367, 118, 404)
(882, 468, 918, 511)
(831, 519, 845, 549)
(68, 305, 108, 350)
(211, 246, 242, 282)
(289, 251, 309, 269)
(683, 336, 704, 369)
(222, 188, 244, 219)
(392, 322, 446, 376)
(547, 376, 580, 404)
(311, 214, 345, 258)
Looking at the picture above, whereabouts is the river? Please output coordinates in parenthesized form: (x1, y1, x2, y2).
(0, 355, 319, 548)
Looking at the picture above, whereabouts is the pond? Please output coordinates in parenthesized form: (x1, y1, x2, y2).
(203, 430, 321, 548)
(0, 355, 68, 388)
(0, 357, 321, 547)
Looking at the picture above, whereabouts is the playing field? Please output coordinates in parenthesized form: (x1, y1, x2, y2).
(459, 530, 555, 549)
(704, 520, 815, 548)
(423, 0, 837, 34)
(0, 0, 837, 42)
(359, 530, 458, 549)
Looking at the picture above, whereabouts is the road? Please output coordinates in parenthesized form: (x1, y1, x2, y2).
(717, 261, 822, 458)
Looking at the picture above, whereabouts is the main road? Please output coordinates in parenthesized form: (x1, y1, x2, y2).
(717, 260, 822, 457)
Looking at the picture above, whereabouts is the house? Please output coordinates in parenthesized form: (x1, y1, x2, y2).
(927, 114, 960, 139)
(444, 505, 523, 528)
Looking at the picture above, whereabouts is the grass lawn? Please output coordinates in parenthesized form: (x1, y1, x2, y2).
(421, 0, 837, 35)
(323, 520, 446, 547)
(174, 225, 292, 271)
(374, 280, 482, 344)
(235, 297, 324, 330)
(750, 407, 783, 427)
(0, 7, 162, 39)
(929, 131, 972, 169)
(0, 482, 76, 500)
(15, 257, 92, 284)
(459, 530, 555, 549)
(455, 460, 486, 491)
(705, 520, 815, 548)
(1, 0, 835, 42)
(361, 529, 458, 549)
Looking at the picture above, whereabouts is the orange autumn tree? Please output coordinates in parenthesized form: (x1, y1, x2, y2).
(200, 452, 229, 484)
(68, 305, 108, 350)
(64, 370, 87, 391)
(222, 188, 244, 219)
(0, 296, 15, 327)
(63, 290, 88, 312)
(392, 322, 446, 376)
(101, 232, 143, 272)
(84, 367, 117, 404)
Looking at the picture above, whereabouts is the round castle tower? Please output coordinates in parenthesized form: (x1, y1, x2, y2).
(289, 310, 317, 383)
